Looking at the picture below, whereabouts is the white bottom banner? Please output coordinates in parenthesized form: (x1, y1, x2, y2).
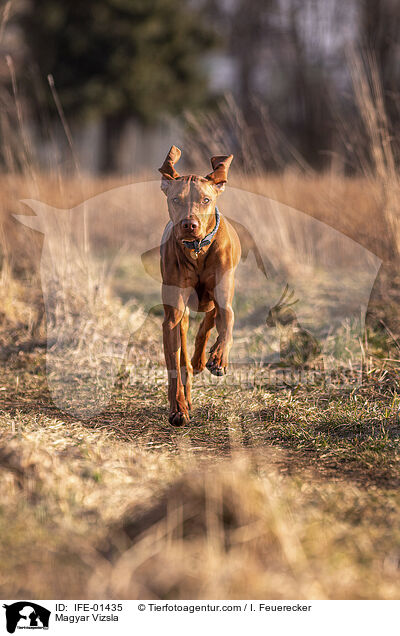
(1, 600, 398, 635)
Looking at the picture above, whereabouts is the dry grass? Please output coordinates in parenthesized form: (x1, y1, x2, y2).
(0, 394, 399, 599)
(0, 280, 400, 600)
(0, 170, 392, 268)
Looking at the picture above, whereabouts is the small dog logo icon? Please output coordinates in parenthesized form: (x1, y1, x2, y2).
(3, 602, 50, 633)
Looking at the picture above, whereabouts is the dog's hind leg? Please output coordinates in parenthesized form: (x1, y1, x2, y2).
(180, 307, 193, 411)
(191, 307, 216, 375)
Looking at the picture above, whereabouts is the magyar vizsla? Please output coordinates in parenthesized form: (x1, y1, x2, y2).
(159, 146, 241, 426)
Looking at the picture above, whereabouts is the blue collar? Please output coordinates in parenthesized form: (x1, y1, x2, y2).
(182, 207, 220, 256)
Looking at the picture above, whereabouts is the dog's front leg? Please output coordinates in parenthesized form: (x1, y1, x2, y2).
(206, 270, 235, 376)
(162, 286, 191, 426)
(163, 306, 189, 426)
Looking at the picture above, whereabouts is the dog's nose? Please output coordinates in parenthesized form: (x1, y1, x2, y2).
(181, 218, 199, 232)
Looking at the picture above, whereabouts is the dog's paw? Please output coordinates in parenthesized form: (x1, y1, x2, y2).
(206, 359, 226, 376)
(169, 411, 189, 427)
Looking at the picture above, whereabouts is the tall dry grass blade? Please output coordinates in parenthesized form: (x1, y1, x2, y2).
(48, 75, 88, 259)
(348, 49, 400, 258)
(6, 55, 38, 188)
(47, 74, 81, 176)
(0, 0, 12, 44)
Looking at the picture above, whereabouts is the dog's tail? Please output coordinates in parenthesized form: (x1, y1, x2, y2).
(226, 217, 273, 279)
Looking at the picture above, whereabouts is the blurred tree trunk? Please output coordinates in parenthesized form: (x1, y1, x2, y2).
(230, 0, 277, 168)
(99, 114, 127, 174)
(287, 1, 331, 167)
(232, 0, 263, 123)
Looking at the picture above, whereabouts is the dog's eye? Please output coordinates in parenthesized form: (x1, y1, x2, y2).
(172, 197, 180, 204)
(202, 197, 210, 204)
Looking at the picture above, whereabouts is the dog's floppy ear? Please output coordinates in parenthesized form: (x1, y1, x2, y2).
(159, 146, 181, 194)
(206, 154, 233, 191)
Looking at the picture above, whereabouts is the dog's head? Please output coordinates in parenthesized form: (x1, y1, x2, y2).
(159, 146, 233, 243)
